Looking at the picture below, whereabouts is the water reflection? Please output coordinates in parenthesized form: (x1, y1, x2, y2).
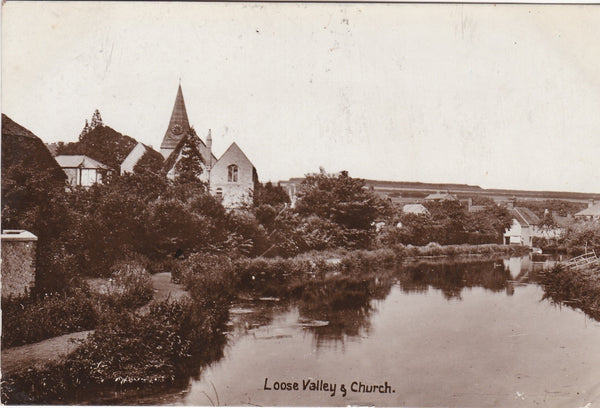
(399, 259, 511, 300)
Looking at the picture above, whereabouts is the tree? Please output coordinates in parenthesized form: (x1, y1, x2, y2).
(79, 120, 91, 140)
(253, 181, 290, 207)
(174, 137, 205, 185)
(296, 170, 387, 247)
(90, 109, 103, 129)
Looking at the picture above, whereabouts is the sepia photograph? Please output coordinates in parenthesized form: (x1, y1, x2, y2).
(1, 1, 600, 406)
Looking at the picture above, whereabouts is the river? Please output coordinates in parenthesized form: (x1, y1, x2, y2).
(124, 256, 600, 407)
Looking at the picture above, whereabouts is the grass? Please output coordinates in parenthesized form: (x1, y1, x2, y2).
(541, 265, 600, 321)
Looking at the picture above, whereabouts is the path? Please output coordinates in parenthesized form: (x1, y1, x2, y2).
(1, 330, 93, 376)
(1, 272, 186, 376)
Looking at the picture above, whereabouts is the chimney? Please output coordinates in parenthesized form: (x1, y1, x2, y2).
(507, 197, 516, 209)
(206, 129, 212, 169)
(589, 199, 595, 209)
(468, 198, 473, 211)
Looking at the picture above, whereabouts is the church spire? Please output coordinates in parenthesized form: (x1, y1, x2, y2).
(160, 83, 191, 157)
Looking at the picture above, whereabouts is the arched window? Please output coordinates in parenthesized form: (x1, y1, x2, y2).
(216, 187, 223, 200)
(228, 164, 238, 182)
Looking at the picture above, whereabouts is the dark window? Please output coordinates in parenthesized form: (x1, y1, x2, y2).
(228, 164, 238, 182)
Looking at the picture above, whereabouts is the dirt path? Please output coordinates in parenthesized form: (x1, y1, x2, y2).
(1, 272, 187, 376)
(1, 330, 93, 376)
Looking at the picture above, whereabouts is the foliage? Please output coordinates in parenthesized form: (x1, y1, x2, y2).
(132, 149, 165, 176)
(541, 265, 600, 321)
(56, 125, 138, 171)
(174, 135, 206, 185)
(1, 289, 97, 349)
(295, 170, 389, 248)
(253, 181, 290, 207)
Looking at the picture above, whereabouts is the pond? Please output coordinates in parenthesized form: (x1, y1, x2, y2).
(133, 256, 600, 407)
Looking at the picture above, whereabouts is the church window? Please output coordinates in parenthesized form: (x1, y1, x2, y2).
(228, 164, 238, 182)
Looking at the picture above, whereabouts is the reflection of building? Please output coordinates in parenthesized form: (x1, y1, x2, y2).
(55, 155, 110, 187)
(1, 230, 38, 298)
(160, 84, 257, 208)
(575, 199, 600, 221)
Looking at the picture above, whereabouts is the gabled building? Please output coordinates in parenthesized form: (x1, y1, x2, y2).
(424, 191, 458, 202)
(575, 200, 600, 221)
(160, 84, 257, 208)
(55, 154, 110, 187)
(503, 206, 540, 247)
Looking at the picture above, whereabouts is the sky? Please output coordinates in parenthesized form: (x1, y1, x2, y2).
(2, 2, 600, 193)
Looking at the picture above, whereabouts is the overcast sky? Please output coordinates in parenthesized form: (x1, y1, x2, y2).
(2, 2, 599, 192)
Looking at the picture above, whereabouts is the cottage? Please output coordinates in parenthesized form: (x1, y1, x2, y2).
(575, 200, 600, 221)
(503, 206, 540, 247)
(160, 84, 257, 207)
(55, 155, 110, 187)
(424, 192, 458, 202)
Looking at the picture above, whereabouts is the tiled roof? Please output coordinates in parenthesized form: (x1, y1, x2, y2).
(161, 84, 191, 150)
(55, 155, 109, 169)
(511, 207, 540, 226)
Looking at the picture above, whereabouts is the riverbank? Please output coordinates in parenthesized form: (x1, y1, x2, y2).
(541, 265, 600, 321)
(1, 244, 528, 404)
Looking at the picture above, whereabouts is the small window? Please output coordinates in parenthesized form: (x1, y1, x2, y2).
(228, 164, 238, 182)
(216, 188, 223, 201)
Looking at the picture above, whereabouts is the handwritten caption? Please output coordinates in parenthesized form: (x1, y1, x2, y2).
(263, 377, 395, 397)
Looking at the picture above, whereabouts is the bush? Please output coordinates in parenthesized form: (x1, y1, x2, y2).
(2, 289, 97, 349)
(103, 259, 154, 309)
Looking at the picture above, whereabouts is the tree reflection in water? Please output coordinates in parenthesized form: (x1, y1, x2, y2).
(398, 259, 511, 300)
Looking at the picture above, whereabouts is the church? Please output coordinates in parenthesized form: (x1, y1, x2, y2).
(160, 84, 257, 208)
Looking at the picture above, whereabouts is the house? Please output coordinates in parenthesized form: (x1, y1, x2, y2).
(402, 204, 430, 216)
(160, 84, 257, 207)
(503, 206, 540, 247)
(575, 200, 600, 221)
(424, 191, 458, 202)
(55, 155, 111, 187)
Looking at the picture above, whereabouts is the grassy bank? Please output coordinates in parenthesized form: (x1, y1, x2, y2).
(541, 265, 600, 321)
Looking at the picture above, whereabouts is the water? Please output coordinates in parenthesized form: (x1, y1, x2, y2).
(158, 257, 600, 407)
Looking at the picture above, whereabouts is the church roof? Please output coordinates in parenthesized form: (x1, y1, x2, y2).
(161, 84, 191, 150)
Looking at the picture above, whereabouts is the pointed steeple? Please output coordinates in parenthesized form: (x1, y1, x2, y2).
(160, 84, 191, 157)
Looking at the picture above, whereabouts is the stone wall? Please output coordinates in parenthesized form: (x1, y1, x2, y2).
(1, 230, 37, 299)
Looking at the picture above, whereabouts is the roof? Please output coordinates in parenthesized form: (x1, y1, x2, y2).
(1, 114, 66, 183)
(402, 204, 430, 215)
(55, 155, 109, 169)
(468, 205, 487, 213)
(1, 229, 38, 242)
(511, 207, 540, 226)
(575, 204, 600, 217)
(160, 84, 191, 150)
(425, 192, 458, 201)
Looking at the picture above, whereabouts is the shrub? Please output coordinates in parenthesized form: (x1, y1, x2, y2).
(2, 289, 97, 349)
